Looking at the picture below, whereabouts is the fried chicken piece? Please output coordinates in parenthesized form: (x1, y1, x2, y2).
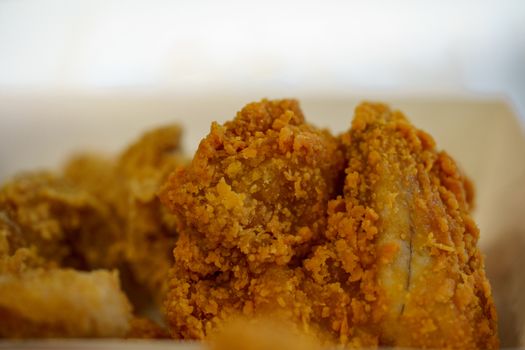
(0, 268, 132, 338)
(64, 125, 184, 304)
(0, 172, 122, 269)
(161, 99, 497, 348)
(307, 103, 497, 348)
(160, 99, 345, 339)
(0, 180, 133, 339)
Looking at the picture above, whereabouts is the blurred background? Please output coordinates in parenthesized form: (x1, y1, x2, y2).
(0, 0, 524, 119)
(1, 0, 525, 346)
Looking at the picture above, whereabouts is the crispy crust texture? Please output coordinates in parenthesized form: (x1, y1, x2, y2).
(160, 99, 346, 339)
(161, 100, 498, 348)
(64, 125, 185, 304)
(0, 172, 121, 269)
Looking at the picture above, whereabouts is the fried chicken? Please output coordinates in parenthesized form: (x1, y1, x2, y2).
(0, 172, 122, 269)
(307, 103, 498, 348)
(0, 98, 498, 345)
(64, 125, 185, 304)
(0, 191, 132, 338)
(160, 99, 346, 339)
(160, 99, 498, 348)
(0, 268, 132, 338)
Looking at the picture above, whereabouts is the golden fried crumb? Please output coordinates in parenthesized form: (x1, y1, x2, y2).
(0, 99, 498, 346)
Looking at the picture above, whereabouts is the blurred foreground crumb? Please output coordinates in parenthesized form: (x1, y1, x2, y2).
(208, 317, 321, 350)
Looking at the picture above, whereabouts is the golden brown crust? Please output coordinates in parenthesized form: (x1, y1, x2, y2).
(0, 172, 122, 269)
(116, 125, 184, 304)
(321, 102, 498, 348)
(161, 100, 498, 348)
(0, 174, 133, 339)
(0, 99, 497, 346)
(161, 99, 345, 339)
(64, 125, 185, 304)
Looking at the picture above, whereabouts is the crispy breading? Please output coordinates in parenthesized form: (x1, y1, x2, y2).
(303, 103, 498, 347)
(64, 125, 185, 304)
(161, 99, 498, 348)
(0, 172, 122, 269)
(337, 103, 497, 348)
(0, 175, 133, 339)
(160, 99, 345, 339)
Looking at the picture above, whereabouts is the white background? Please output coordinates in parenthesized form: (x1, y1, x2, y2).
(0, 0, 524, 121)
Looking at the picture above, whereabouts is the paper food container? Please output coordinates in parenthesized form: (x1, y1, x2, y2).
(0, 94, 524, 348)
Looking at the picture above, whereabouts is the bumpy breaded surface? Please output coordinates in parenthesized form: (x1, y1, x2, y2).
(161, 99, 498, 348)
(64, 125, 184, 304)
(160, 99, 345, 339)
(332, 103, 498, 348)
(0, 172, 122, 269)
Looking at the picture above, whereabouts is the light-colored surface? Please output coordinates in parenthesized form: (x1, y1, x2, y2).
(0, 95, 524, 347)
(0, 0, 524, 118)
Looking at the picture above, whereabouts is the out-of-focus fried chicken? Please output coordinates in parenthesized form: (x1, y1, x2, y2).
(160, 99, 345, 339)
(0, 98, 497, 345)
(0, 209, 132, 338)
(0, 172, 122, 269)
(64, 125, 184, 304)
(160, 99, 498, 348)
(0, 268, 132, 338)
(208, 317, 321, 350)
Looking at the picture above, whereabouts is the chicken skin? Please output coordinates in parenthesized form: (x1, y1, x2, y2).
(161, 100, 498, 348)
